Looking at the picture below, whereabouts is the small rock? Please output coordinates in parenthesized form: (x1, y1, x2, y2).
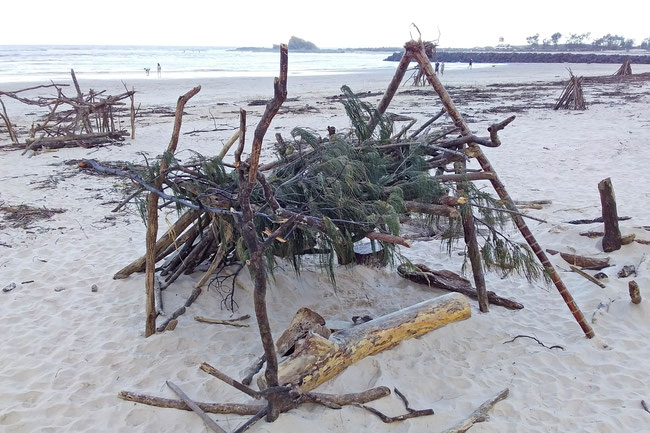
(91, 284, 98, 293)
(2, 282, 16, 293)
(594, 272, 608, 280)
(352, 315, 373, 325)
(617, 265, 636, 278)
(54, 287, 66, 292)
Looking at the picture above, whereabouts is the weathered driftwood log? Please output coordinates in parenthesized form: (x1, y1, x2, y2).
(546, 249, 611, 270)
(260, 293, 471, 391)
(598, 178, 622, 252)
(628, 280, 641, 304)
(397, 264, 523, 310)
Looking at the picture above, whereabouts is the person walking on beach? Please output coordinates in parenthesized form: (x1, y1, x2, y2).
(440, 62, 445, 76)
(144, 68, 150, 76)
(157, 63, 161, 78)
(468, 59, 473, 69)
(435, 62, 440, 75)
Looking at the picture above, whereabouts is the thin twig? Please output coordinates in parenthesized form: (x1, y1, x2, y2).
(503, 334, 564, 350)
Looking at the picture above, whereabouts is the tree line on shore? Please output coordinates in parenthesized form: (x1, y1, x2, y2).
(525, 32, 650, 51)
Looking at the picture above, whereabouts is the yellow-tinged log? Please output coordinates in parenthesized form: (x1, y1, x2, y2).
(261, 293, 471, 391)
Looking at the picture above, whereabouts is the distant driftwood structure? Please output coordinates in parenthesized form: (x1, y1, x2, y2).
(0, 69, 136, 154)
(554, 70, 586, 110)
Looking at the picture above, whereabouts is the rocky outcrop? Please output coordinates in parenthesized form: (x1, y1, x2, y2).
(288, 36, 318, 51)
(384, 50, 650, 64)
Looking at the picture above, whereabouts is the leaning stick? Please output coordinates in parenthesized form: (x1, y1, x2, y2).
(145, 85, 201, 337)
(248, 44, 287, 184)
(407, 40, 594, 338)
(409, 108, 446, 139)
(438, 388, 509, 433)
(0, 98, 18, 144)
(569, 265, 606, 288)
(200, 362, 262, 399)
(217, 129, 241, 159)
(111, 187, 144, 212)
(367, 50, 413, 134)
(166, 381, 227, 433)
(114, 209, 199, 278)
(194, 237, 229, 288)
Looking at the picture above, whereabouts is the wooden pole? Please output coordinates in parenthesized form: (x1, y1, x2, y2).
(144, 85, 201, 337)
(598, 178, 622, 252)
(405, 40, 595, 338)
(403, 42, 489, 313)
(366, 51, 413, 134)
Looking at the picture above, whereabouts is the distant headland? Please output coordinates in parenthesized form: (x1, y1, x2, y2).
(233, 36, 400, 53)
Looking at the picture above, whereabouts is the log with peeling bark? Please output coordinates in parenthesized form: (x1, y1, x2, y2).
(259, 293, 471, 391)
(598, 178, 622, 252)
(546, 249, 611, 270)
(397, 263, 524, 310)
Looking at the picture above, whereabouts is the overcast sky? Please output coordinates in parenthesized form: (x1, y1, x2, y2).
(4, 0, 649, 48)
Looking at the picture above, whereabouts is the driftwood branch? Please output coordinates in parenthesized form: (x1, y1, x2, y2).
(166, 381, 227, 433)
(194, 315, 251, 327)
(398, 264, 524, 310)
(438, 388, 510, 433)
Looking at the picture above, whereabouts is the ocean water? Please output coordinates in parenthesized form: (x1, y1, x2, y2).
(0, 45, 489, 83)
(0, 45, 401, 83)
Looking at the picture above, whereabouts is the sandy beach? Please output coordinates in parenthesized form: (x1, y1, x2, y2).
(1, 61, 649, 433)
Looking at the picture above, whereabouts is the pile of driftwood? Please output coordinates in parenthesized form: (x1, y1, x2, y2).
(0, 69, 136, 154)
(614, 58, 632, 76)
(90, 39, 600, 433)
(554, 70, 586, 110)
(94, 40, 595, 339)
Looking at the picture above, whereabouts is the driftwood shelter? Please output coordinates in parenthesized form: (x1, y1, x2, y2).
(0, 69, 136, 154)
(83, 39, 599, 432)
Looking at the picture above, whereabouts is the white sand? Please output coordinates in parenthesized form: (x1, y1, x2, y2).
(1, 62, 649, 432)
